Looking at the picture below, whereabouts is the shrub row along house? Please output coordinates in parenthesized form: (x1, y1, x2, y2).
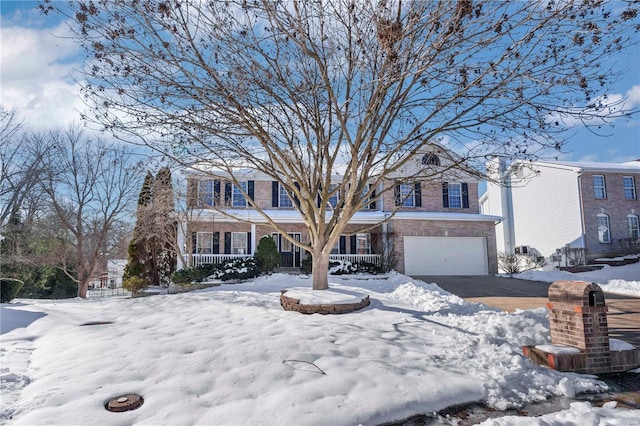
(481, 158, 640, 264)
(178, 151, 501, 276)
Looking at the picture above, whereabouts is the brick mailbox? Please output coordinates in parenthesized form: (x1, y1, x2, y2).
(547, 281, 610, 373)
(523, 280, 639, 374)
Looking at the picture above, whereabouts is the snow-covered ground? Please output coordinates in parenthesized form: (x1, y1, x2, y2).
(512, 261, 640, 297)
(1, 270, 638, 425)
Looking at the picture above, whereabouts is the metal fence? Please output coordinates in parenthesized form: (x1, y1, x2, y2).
(87, 287, 132, 299)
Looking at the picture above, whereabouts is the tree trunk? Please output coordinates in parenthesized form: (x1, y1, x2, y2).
(311, 249, 330, 290)
(78, 280, 89, 299)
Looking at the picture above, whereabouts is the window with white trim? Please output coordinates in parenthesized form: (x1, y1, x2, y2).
(399, 184, 415, 207)
(628, 214, 639, 240)
(327, 184, 339, 209)
(355, 233, 371, 254)
(196, 232, 213, 254)
(330, 242, 340, 254)
(231, 232, 248, 254)
(623, 176, 637, 200)
(597, 214, 610, 243)
(232, 182, 247, 207)
(448, 183, 462, 208)
(197, 180, 214, 206)
(593, 175, 606, 199)
(279, 184, 293, 208)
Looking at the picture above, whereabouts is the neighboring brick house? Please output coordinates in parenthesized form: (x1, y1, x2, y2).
(480, 158, 640, 262)
(179, 151, 500, 275)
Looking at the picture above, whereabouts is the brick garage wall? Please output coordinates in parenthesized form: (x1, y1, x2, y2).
(579, 171, 639, 260)
(390, 219, 498, 274)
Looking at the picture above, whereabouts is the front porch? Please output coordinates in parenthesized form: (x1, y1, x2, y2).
(185, 253, 382, 268)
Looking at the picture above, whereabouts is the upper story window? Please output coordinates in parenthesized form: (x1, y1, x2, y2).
(327, 184, 339, 209)
(593, 175, 606, 199)
(628, 214, 639, 240)
(442, 182, 469, 208)
(448, 183, 462, 208)
(623, 176, 637, 200)
(399, 183, 415, 207)
(363, 183, 377, 210)
(279, 184, 293, 208)
(394, 183, 421, 207)
(197, 180, 214, 207)
(596, 213, 610, 243)
(272, 181, 294, 208)
(232, 182, 247, 207)
(421, 153, 441, 166)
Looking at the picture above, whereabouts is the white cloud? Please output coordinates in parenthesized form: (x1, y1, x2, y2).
(0, 21, 85, 130)
(547, 85, 640, 128)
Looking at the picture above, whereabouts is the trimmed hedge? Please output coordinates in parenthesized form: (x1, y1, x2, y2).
(1, 278, 24, 303)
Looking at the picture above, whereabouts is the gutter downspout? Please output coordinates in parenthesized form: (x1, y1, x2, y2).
(576, 169, 587, 250)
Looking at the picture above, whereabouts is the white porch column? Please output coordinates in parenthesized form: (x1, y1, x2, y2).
(251, 224, 256, 255)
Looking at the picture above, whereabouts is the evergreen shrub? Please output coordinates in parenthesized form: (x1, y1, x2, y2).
(123, 276, 147, 294)
(254, 235, 280, 273)
(1, 278, 24, 303)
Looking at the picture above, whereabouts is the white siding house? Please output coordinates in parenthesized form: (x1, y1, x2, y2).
(481, 158, 640, 262)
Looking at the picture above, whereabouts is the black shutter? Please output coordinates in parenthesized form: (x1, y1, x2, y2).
(394, 184, 401, 206)
(339, 236, 346, 254)
(414, 182, 422, 207)
(213, 180, 221, 206)
(272, 181, 278, 207)
(191, 232, 197, 254)
(350, 235, 357, 254)
(462, 183, 469, 208)
(293, 182, 301, 208)
(224, 232, 231, 254)
(369, 185, 376, 210)
(224, 182, 232, 206)
(213, 232, 220, 254)
(442, 182, 449, 208)
(248, 180, 255, 201)
(247, 232, 252, 254)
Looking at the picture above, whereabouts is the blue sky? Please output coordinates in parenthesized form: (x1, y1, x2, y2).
(1, 1, 639, 163)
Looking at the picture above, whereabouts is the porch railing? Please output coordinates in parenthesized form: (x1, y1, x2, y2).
(329, 254, 382, 265)
(187, 253, 382, 267)
(188, 254, 252, 267)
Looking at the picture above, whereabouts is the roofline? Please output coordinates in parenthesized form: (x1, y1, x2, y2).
(510, 159, 640, 174)
(187, 209, 502, 224)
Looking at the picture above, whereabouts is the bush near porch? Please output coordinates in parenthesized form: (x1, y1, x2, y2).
(171, 257, 259, 284)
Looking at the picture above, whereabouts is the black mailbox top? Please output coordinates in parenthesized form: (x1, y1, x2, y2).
(548, 281, 606, 307)
(588, 291, 605, 307)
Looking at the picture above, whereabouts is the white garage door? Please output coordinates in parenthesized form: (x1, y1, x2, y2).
(404, 236, 488, 275)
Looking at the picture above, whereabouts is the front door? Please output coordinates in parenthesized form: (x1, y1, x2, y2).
(273, 233, 301, 268)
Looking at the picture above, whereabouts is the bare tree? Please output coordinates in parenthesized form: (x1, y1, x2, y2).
(37, 126, 141, 298)
(46, 0, 638, 290)
(0, 107, 51, 227)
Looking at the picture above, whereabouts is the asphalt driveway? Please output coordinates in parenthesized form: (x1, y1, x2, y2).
(413, 275, 640, 348)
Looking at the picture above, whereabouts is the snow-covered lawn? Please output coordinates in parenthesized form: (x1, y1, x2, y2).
(511, 261, 640, 297)
(1, 271, 638, 425)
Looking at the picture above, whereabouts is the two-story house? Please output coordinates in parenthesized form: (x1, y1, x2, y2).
(178, 152, 500, 275)
(481, 158, 640, 262)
